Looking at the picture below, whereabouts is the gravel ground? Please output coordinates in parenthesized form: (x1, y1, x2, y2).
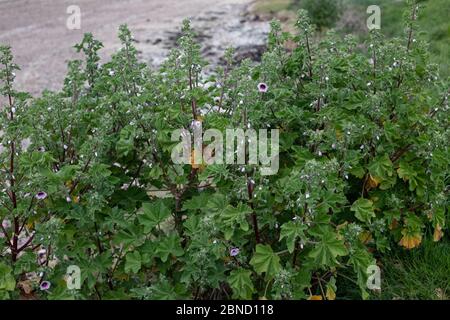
(0, 0, 268, 95)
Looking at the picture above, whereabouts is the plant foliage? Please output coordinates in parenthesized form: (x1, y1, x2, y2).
(0, 3, 448, 300)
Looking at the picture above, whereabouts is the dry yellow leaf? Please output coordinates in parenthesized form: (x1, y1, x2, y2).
(399, 232, 422, 249)
(359, 231, 373, 244)
(308, 295, 323, 300)
(366, 175, 380, 190)
(433, 224, 444, 242)
(326, 287, 336, 300)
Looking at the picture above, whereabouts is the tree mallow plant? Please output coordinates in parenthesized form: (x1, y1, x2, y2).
(0, 1, 448, 300)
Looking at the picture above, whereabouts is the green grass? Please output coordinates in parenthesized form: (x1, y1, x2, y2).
(337, 239, 450, 300)
(254, 0, 449, 77)
(377, 240, 450, 300)
(346, 0, 450, 77)
(252, 0, 294, 14)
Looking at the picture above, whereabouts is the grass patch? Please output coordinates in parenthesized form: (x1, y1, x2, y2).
(337, 239, 450, 300)
(252, 0, 295, 14)
(377, 240, 450, 300)
(345, 0, 450, 77)
(253, 0, 449, 77)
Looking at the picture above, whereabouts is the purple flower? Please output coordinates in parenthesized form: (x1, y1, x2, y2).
(230, 247, 240, 257)
(39, 281, 51, 291)
(36, 192, 47, 200)
(38, 249, 47, 264)
(38, 248, 47, 258)
(258, 83, 268, 93)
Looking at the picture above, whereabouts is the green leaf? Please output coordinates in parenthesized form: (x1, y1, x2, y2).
(206, 193, 228, 210)
(183, 214, 201, 236)
(219, 203, 252, 239)
(138, 201, 171, 233)
(308, 232, 348, 267)
(279, 221, 307, 253)
(228, 269, 254, 300)
(182, 193, 210, 211)
(0, 263, 15, 291)
(113, 225, 141, 247)
(368, 154, 394, 182)
(0, 291, 10, 299)
(249, 244, 281, 278)
(149, 278, 182, 300)
(348, 246, 376, 300)
(125, 251, 142, 274)
(398, 161, 426, 196)
(292, 268, 312, 299)
(154, 233, 184, 262)
(431, 207, 446, 228)
(397, 161, 415, 181)
(318, 190, 347, 214)
(116, 126, 135, 157)
(349, 165, 366, 179)
(351, 198, 375, 223)
(148, 165, 163, 179)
